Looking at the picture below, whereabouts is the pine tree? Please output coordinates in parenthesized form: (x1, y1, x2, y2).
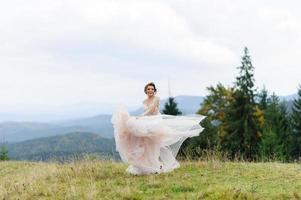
(224, 47, 263, 160)
(0, 145, 9, 161)
(259, 94, 291, 161)
(290, 85, 301, 160)
(278, 102, 292, 160)
(258, 87, 268, 111)
(162, 97, 182, 115)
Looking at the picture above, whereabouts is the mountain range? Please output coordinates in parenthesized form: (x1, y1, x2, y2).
(7, 132, 117, 161)
(0, 94, 297, 161)
(0, 95, 204, 143)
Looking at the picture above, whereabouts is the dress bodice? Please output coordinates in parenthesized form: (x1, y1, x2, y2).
(142, 96, 160, 116)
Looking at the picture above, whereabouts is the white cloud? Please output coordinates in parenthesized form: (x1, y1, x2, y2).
(0, 0, 301, 119)
(0, 0, 236, 64)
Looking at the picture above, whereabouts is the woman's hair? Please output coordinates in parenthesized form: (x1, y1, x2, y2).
(144, 82, 157, 94)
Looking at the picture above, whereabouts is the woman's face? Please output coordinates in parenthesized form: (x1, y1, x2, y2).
(146, 85, 155, 98)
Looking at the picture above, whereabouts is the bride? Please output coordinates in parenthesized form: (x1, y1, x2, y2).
(111, 82, 204, 175)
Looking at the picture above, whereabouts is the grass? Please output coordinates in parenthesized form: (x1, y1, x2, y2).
(1, 159, 301, 200)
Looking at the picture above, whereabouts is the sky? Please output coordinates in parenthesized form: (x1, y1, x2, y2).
(0, 0, 301, 120)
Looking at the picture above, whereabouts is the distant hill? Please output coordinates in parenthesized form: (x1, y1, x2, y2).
(0, 102, 116, 122)
(130, 95, 204, 115)
(0, 117, 113, 143)
(1, 95, 204, 143)
(1, 94, 296, 144)
(7, 132, 117, 161)
(53, 114, 113, 138)
(165, 95, 204, 114)
(279, 94, 298, 101)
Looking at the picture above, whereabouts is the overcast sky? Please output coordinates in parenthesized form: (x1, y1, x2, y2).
(1, 0, 301, 116)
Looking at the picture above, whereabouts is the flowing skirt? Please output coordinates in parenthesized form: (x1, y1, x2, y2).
(111, 105, 204, 175)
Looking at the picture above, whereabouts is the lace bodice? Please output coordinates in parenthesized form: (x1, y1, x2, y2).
(141, 96, 160, 116)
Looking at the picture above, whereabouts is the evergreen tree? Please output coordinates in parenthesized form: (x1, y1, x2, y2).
(0, 145, 9, 161)
(258, 87, 268, 110)
(224, 47, 263, 160)
(290, 85, 301, 160)
(259, 94, 291, 161)
(278, 102, 292, 160)
(162, 97, 182, 115)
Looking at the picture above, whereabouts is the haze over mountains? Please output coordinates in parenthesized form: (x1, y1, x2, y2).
(0, 94, 296, 143)
(0, 95, 204, 143)
(0, 94, 297, 143)
(0, 94, 297, 161)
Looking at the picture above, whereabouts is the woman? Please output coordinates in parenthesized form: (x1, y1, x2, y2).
(111, 82, 204, 175)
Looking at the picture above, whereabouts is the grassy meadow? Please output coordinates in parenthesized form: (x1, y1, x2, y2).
(1, 159, 301, 200)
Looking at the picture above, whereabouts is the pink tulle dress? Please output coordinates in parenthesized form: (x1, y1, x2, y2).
(111, 96, 204, 175)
